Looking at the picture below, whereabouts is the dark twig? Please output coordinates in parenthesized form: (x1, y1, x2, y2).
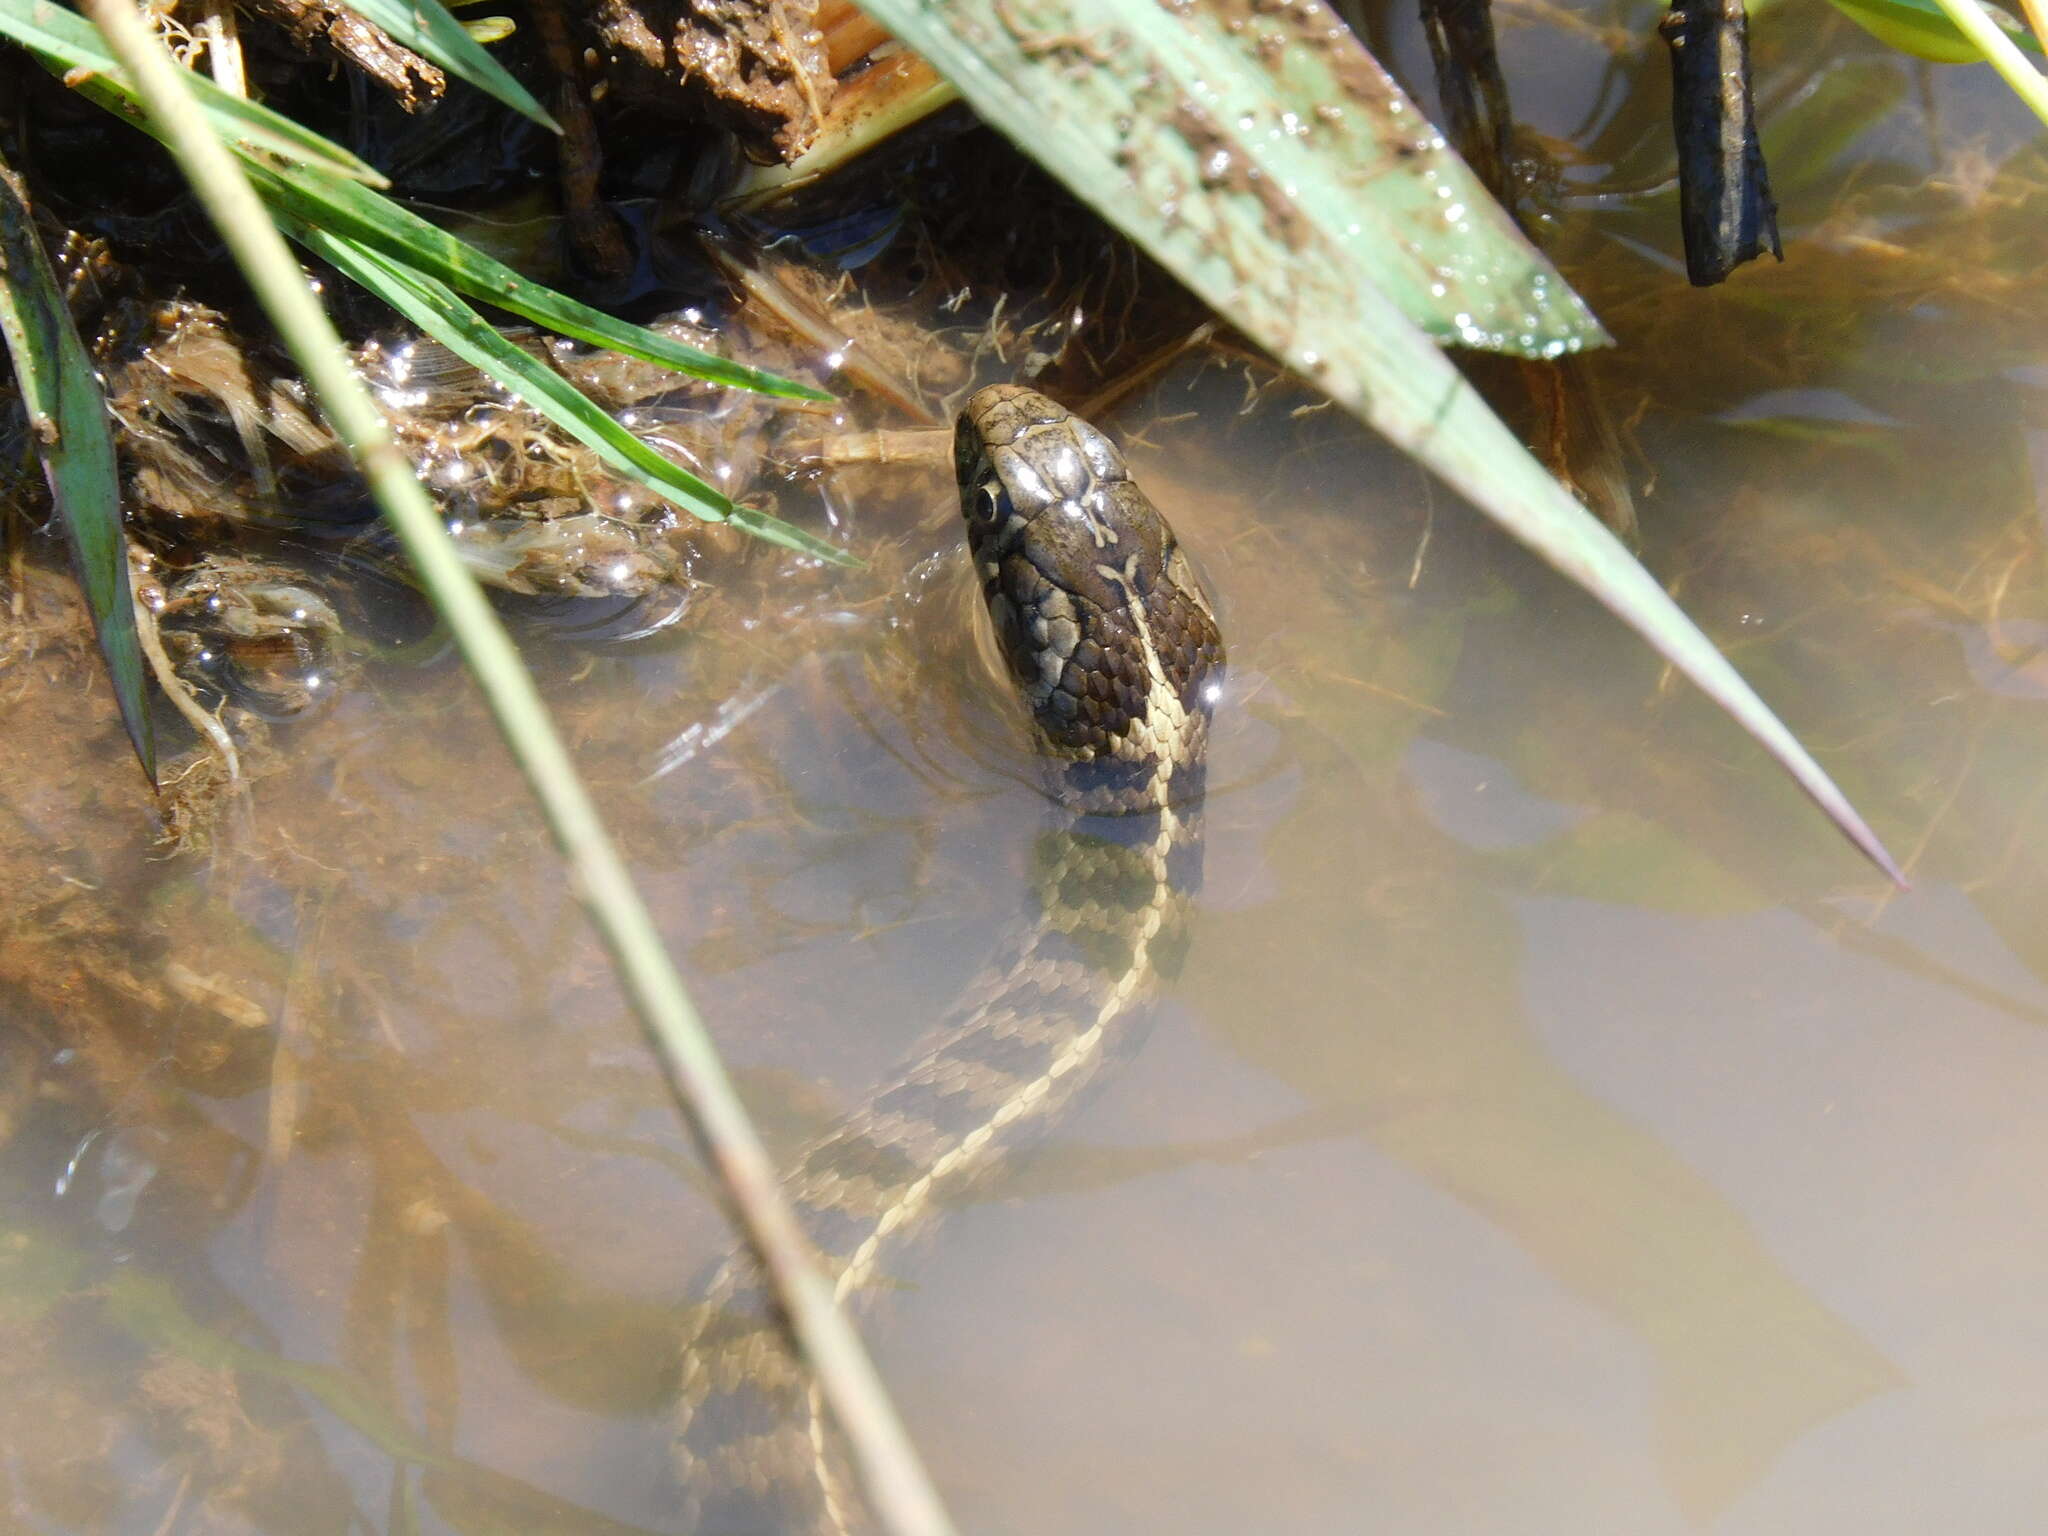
(1417, 0, 1638, 543)
(1418, 0, 1513, 197)
(1659, 1, 1781, 286)
(529, 0, 630, 280)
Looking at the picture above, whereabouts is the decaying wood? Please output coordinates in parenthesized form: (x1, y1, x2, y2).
(588, 0, 836, 160)
(239, 0, 444, 110)
(530, 0, 631, 279)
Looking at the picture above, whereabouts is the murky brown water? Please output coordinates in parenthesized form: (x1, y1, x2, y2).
(11, 5, 2048, 1533)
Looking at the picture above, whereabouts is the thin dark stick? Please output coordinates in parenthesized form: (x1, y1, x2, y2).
(1417, 0, 1512, 198)
(1659, 1, 1781, 286)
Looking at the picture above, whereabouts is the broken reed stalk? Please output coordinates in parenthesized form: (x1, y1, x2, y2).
(1659, 0, 1780, 286)
(74, 4, 959, 1533)
(2020, 0, 2048, 54)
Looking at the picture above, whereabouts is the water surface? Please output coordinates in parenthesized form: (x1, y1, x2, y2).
(8, 6, 2048, 1533)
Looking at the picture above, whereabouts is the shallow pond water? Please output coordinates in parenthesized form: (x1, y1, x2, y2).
(10, 4, 2048, 1534)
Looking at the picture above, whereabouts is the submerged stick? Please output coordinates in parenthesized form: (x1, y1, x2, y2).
(130, 548, 242, 788)
(1659, 1, 1781, 286)
(1418, 0, 1513, 198)
(77, 4, 958, 1533)
(1418, 0, 1639, 544)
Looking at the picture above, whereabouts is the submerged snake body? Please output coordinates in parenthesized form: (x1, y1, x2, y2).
(673, 385, 1225, 1533)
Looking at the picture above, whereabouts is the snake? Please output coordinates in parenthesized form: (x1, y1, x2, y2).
(671, 383, 1226, 1534)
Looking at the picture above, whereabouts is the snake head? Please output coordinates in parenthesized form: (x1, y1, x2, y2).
(955, 384, 1224, 814)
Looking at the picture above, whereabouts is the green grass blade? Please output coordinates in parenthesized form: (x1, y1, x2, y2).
(0, 152, 154, 781)
(855, 0, 1902, 881)
(1824, 0, 2043, 60)
(861, 0, 1603, 356)
(1924, 0, 2048, 126)
(15, 0, 823, 401)
(79, 0, 957, 1527)
(248, 161, 830, 401)
(297, 222, 852, 565)
(330, 0, 560, 132)
(1, 0, 389, 184)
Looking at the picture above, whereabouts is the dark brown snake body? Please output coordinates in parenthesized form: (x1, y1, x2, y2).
(672, 385, 1225, 1533)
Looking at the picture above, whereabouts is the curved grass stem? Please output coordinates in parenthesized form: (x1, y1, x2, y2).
(1930, 0, 2048, 124)
(130, 551, 241, 787)
(76, 3, 958, 1532)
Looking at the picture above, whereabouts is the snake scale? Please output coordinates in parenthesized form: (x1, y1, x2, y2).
(672, 384, 1226, 1533)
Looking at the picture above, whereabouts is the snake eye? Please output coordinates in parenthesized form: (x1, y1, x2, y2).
(967, 475, 1019, 548)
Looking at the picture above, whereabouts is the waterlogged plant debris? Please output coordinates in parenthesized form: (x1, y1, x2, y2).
(325, 0, 558, 129)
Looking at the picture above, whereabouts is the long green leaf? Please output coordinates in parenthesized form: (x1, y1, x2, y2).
(854, 0, 1902, 881)
(0, 152, 154, 780)
(297, 222, 852, 565)
(1, 0, 388, 183)
(81, 0, 955, 1526)
(10, 0, 826, 401)
(1823, 0, 2043, 60)
(332, 0, 559, 132)
(1184, 9, 1607, 355)
(247, 159, 830, 401)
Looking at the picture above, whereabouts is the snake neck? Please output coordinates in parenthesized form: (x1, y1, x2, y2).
(673, 786, 1207, 1536)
